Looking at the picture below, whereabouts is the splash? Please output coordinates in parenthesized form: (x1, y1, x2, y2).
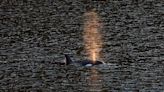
(83, 10, 102, 63)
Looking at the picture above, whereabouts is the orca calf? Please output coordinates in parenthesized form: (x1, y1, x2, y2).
(65, 54, 104, 66)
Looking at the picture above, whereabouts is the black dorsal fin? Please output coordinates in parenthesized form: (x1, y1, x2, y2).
(65, 54, 73, 65)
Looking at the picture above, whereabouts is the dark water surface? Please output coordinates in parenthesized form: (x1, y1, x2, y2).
(0, 0, 164, 91)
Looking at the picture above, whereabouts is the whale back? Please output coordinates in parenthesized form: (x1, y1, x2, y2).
(64, 54, 103, 66)
(77, 60, 103, 66)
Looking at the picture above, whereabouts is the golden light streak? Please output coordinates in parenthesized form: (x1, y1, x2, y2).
(88, 67, 102, 91)
(83, 10, 102, 64)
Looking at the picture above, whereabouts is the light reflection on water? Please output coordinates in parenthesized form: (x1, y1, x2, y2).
(53, 65, 106, 92)
(87, 67, 103, 92)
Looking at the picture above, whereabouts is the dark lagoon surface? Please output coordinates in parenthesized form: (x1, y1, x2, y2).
(0, 0, 164, 92)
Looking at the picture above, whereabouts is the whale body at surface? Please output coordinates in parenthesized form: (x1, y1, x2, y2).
(65, 54, 104, 66)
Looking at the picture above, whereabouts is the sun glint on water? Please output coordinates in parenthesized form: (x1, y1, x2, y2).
(83, 10, 102, 63)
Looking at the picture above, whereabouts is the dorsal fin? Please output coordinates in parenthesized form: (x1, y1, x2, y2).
(65, 54, 73, 65)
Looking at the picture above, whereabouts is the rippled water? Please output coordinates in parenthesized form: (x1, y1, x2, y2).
(0, 0, 164, 91)
(0, 60, 163, 91)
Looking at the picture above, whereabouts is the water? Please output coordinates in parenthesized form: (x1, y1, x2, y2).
(1, 61, 163, 91)
(0, 0, 164, 91)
